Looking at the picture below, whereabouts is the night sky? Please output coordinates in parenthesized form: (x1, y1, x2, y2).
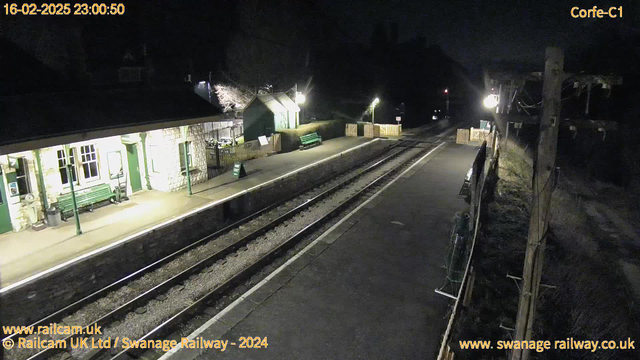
(319, 0, 639, 69)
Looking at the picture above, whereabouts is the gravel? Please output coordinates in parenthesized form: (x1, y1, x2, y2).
(6, 144, 423, 360)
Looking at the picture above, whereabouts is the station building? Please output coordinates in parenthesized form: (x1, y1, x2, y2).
(0, 87, 221, 234)
(242, 93, 300, 141)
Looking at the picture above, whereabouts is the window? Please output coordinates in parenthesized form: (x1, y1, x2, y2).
(107, 151, 123, 179)
(178, 142, 192, 172)
(149, 145, 161, 173)
(57, 148, 78, 186)
(80, 144, 100, 180)
(15, 157, 31, 195)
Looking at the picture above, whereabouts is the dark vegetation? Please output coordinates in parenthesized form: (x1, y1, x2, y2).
(451, 139, 640, 359)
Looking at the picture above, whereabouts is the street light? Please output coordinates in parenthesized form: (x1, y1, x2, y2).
(295, 92, 306, 127)
(371, 97, 380, 124)
(444, 88, 450, 116)
(295, 92, 306, 104)
(483, 94, 499, 109)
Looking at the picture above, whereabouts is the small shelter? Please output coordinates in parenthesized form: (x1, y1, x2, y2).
(242, 93, 299, 141)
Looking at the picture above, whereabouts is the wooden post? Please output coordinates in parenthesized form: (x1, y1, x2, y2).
(462, 266, 475, 307)
(505, 122, 509, 150)
(512, 47, 564, 360)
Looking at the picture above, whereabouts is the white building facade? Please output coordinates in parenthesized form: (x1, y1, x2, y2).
(0, 121, 212, 234)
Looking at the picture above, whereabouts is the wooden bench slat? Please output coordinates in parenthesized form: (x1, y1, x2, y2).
(299, 132, 322, 148)
(57, 183, 115, 219)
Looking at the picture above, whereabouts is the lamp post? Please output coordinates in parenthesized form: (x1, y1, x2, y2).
(295, 91, 306, 128)
(444, 88, 450, 116)
(371, 97, 380, 124)
(64, 144, 82, 235)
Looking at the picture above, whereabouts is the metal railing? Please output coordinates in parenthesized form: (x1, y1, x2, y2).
(437, 126, 501, 360)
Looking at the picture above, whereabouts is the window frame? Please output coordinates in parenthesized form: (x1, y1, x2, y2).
(149, 144, 162, 173)
(15, 157, 31, 196)
(80, 144, 100, 181)
(178, 142, 193, 173)
(57, 148, 79, 187)
(107, 151, 123, 180)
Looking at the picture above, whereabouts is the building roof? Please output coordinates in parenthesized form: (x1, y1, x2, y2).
(247, 93, 300, 113)
(0, 86, 222, 154)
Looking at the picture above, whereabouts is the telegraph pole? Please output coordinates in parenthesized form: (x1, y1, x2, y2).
(512, 47, 564, 360)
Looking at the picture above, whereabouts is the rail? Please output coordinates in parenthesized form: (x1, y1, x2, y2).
(22, 141, 418, 360)
(111, 138, 443, 360)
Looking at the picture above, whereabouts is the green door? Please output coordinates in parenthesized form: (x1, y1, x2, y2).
(0, 171, 13, 234)
(126, 144, 143, 193)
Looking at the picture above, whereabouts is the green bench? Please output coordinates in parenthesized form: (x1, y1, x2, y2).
(57, 183, 116, 220)
(299, 132, 322, 150)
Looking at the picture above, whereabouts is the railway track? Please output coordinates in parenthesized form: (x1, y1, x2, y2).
(4, 125, 450, 360)
(108, 134, 448, 360)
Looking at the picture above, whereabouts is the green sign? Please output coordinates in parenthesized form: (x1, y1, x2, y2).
(233, 162, 247, 179)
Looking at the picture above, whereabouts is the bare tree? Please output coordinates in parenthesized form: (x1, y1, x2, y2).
(214, 84, 253, 112)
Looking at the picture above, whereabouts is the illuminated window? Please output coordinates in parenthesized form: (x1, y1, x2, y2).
(15, 157, 31, 195)
(80, 144, 100, 180)
(178, 142, 192, 172)
(57, 148, 78, 186)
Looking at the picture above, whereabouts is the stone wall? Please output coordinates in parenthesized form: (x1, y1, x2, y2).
(146, 124, 207, 192)
(1, 139, 392, 326)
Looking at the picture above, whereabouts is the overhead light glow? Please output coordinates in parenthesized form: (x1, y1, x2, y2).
(483, 94, 499, 109)
(295, 92, 306, 104)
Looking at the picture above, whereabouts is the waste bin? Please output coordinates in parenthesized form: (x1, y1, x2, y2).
(46, 206, 61, 227)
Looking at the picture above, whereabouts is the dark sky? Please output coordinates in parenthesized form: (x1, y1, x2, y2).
(318, 0, 639, 69)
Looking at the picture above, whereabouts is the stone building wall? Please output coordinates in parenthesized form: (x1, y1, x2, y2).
(146, 124, 207, 192)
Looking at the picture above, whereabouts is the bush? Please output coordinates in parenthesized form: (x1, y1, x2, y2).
(278, 119, 348, 152)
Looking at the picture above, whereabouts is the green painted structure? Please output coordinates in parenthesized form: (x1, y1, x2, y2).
(0, 169, 12, 234)
(242, 93, 300, 141)
(126, 144, 143, 193)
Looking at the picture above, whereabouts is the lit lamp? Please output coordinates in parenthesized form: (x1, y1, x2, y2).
(371, 97, 380, 124)
(295, 92, 305, 127)
(483, 94, 499, 109)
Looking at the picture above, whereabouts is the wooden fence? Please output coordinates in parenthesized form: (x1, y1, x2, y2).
(364, 123, 380, 138)
(378, 124, 402, 137)
(362, 123, 402, 138)
(437, 125, 500, 360)
(456, 129, 470, 144)
(345, 123, 358, 137)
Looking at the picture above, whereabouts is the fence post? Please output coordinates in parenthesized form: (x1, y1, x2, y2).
(215, 145, 220, 169)
(462, 266, 475, 307)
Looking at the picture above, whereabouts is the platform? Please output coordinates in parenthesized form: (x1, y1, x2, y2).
(0, 136, 375, 288)
(164, 143, 479, 360)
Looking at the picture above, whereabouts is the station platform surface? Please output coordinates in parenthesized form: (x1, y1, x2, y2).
(166, 142, 478, 360)
(0, 136, 375, 289)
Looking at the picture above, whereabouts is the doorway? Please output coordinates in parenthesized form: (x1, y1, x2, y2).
(126, 144, 143, 193)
